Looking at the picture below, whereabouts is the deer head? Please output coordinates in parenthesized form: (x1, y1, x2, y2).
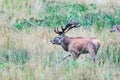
(110, 25, 120, 32)
(50, 20, 80, 45)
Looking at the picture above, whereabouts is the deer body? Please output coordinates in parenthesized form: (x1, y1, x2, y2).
(51, 20, 100, 62)
(53, 35, 100, 60)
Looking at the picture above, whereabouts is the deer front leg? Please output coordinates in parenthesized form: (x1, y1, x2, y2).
(70, 50, 80, 60)
(58, 54, 71, 63)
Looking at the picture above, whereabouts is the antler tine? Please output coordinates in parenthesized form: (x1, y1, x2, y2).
(66, 20, 69, 24)
(54, 28, 58, 34)
(71, 20, 80, 27)
(57, 27, 60, 33)
(66, 20, 68, 24)
(54, 26, 65, 35)
(61, 25, 64, 31)
(71, 20, 79, 25)
(54, 28, 60, 34)
(66, 20, 72, 25)
(64, 20, 81, 33)
(66, 20, 80, 27)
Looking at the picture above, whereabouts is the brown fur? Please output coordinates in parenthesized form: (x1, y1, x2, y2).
(63, 36, 100, 61)
(51, 35, 100, 62)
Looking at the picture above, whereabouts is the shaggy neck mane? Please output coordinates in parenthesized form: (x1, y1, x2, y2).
(60, 36, 71, 51)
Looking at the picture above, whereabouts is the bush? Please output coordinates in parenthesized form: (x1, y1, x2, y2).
(13, 3, 120, 31)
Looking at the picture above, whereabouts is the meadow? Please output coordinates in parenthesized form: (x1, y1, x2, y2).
(0, 0, 120, 80)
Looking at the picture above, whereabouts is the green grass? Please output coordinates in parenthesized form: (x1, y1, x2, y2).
(3, 2, 119, 30)
(0, 0, 120, 80)
(0, 48, 29, 65)
(1, 0, 120, 30)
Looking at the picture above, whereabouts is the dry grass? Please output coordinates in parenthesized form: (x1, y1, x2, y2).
(0, 27, 119, 80)
(0, 0, 120, 80)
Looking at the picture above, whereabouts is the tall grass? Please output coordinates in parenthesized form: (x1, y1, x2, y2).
(0, 27, 119, 80)
(0, 0, 120, 80)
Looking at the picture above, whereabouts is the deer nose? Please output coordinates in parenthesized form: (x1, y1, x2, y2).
(50, 40, 56, 44)
(50, 40, 54, 43)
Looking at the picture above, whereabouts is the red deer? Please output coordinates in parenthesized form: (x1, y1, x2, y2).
(110, 25, 120, 41)
(110, 25, 120, 42)
(50, 20, 100, 63)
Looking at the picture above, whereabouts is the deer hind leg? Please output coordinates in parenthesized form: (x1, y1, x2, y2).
(88, 43, 98, 63)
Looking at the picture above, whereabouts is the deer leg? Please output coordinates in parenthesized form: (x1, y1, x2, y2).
(70, 50, 80, 60)
(88, 44, 98, 63)
(58, 54, 71, 63)
(88, 50, 98, 63)
(89, 50, 98, 63)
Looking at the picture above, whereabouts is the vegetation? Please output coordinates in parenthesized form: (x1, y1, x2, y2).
(0, 0, 120, 80)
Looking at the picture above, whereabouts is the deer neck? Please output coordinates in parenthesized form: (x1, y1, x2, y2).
(60, 36, 71, 51)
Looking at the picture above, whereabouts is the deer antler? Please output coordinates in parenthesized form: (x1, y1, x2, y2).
(54, 20, 81, 35)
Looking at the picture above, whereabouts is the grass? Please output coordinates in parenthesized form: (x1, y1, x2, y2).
(0, 0, 120, 80)
(1, 0, 120, 30)
(0, 27, 119, 80)
(11, 3, 120, 30)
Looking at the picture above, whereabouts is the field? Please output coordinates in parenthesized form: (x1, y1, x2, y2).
(0, 0, 120, 80)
